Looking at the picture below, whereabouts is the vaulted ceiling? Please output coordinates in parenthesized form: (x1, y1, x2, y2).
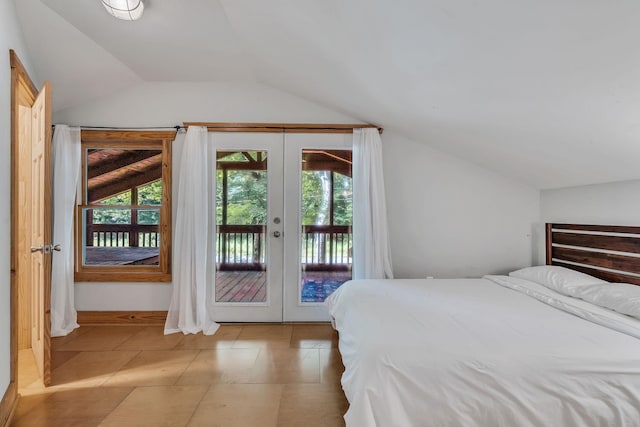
(14, 0, 640, 189)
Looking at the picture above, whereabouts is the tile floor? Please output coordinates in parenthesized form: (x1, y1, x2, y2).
(13, 324, 348, 427)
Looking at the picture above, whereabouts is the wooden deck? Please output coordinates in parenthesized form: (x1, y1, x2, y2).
(215, 270, 352, 303)
(84, 247, 159, 265)
(215, 271, 267, 303)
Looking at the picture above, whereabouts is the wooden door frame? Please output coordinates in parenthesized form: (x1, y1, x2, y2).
(1, 49, 51, 426)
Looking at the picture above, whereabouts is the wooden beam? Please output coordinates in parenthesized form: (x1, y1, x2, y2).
(217, 159, 351, 174)
(218, 161, 267, 171)
(302, 162, 351, 177)
(241, 151, 256, 162)
(88, 150, 160, 179)
(88, 164, 162, 203)
(303, 150, 352, 164)
(81, 130, 177, 142)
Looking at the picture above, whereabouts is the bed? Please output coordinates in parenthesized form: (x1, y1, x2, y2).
(325, 223, 640, 426)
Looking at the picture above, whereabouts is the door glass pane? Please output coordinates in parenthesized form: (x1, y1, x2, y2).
(300, 149, 352, 303)
(215, 150, 268, 303)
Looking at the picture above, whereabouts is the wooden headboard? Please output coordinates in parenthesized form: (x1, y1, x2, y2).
(546, 223, 640, 286)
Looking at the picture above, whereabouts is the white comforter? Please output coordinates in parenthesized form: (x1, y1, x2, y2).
(325, 277, 640, 427)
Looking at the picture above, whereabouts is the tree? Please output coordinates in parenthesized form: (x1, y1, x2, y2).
(333, 172, 352, 226)
(216, 169, 268, 225)
(92, 179, 162, 225)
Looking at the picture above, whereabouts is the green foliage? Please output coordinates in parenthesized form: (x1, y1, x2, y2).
(91, 180, 162, 225)
(138, 180, 162, 205)
(137, 180, 162, 224)
(91, 207, 131, 224)
(96, 190, 131, 206)
(302, 171, 353, 226)
(217, 170, 268, 225)
(302, 171, 329, 225)
(333, 173, 352, 226)
(138, 209, 160, 225)
(217, 164, 352, 227)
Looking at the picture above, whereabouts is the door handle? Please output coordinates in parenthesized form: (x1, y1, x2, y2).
(30, 244, 60, 253)
(31, 245, 51, 254)
(272, 231, 281, 238)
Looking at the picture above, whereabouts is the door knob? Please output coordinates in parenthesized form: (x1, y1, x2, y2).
(273, 231, 281, 238)
(31, 244, 60, 253)
(31, 245, 51, 254)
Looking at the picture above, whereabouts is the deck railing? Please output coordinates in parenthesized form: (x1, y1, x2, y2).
(216, 224, 266, 270)
(86, 224, 160, 248)
(87, 223, 352, 271)
(301, 225, 352, 271)
(216, 224, 352, 271)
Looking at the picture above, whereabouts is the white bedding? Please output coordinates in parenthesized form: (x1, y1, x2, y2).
(325, 277, 640, 427)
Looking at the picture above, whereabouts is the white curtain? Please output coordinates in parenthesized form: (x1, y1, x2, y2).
(51, 125, 81, 337)
(164, 126, 219, 335)
(352, 128, 394, 280)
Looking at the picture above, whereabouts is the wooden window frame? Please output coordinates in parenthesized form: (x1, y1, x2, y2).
(74, 130, 174, 282)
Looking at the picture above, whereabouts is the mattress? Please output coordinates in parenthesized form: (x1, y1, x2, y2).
(325, 277, 640, 427)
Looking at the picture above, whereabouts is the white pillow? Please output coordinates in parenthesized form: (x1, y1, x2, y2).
(575, 283, 640, 319)
(509, 265, 608, 297)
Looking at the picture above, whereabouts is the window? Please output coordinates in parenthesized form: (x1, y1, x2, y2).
(75, 130, 173, 282)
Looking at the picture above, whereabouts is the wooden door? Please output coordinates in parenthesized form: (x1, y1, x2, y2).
(17, 105, 33, 351)
(29, 83, 52, 386)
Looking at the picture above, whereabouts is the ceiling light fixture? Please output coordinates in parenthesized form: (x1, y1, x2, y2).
(101, 0, 144, 21)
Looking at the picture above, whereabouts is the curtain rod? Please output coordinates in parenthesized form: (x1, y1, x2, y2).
(52, 125, 184, 131)
(52, 122, 384, 134)
(183, 122, 384, 134)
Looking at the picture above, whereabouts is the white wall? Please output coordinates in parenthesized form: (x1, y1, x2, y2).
(53, 81, 362, 126)
(56, 82, 540, 309)
(0, 0, 35, 401)
(542, 179, 640, 224)
(383, 131, 540, 279)
(540, 179, 640, 262)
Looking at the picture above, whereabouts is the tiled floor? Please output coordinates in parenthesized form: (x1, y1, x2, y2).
(13, 324, 347, 427)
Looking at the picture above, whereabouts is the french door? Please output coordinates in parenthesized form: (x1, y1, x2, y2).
(283, 133, 353, 321)
(211, 132, 353, 322)
(212, 133, 284, 322)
